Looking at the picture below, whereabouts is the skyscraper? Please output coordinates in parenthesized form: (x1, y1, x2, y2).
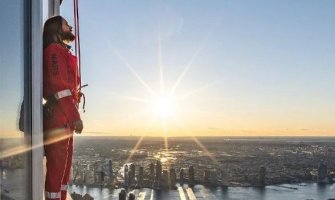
(221, 170, 228, 188)
(100, 171, 105, 183)
(138, 166, 144, 187)
(318, 162, 328, 183)
(189, 165, 195, 187)
(162, 170, 169, 189)
(179, 168, 184, 185)
(129, 163, 136, 187)
(203, 170, 210, 185)
(124, 165, 129, 188)
(259, 166, 266, 186)
(156, 160, 162, 181)
(154, 160, 162, 188)
(209, 169, 217, 186)
(94, 170, 97, 184)
(108, 160, 114, 184)
(149, 163, 155, 179)
(81, 171, 86, 184)
(169, 167, 177, 189)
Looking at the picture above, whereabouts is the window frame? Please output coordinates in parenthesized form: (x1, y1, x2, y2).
(31, 0, 62, 199)
(28, 0, 44, 199)
(1, 0, 60, 199)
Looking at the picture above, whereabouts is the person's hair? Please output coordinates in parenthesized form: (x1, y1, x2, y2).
(43, 16, 66, 49)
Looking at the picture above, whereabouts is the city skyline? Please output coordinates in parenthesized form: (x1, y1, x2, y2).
(1, 1, 335, 137)
(2, 136, 335, 199)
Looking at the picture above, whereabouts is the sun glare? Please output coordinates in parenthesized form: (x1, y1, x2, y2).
(111, 25, 221, 167)
(153, 95, 176, 118)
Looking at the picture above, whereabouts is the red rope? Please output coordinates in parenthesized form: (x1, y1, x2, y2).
(76, 0, 82, 90)
(73, 0, 86, 112)
(73, 0, 81, 90)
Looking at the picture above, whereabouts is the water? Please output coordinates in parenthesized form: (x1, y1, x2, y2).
(69, 183, 335, 200)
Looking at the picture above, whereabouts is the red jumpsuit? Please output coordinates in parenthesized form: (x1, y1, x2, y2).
(43, 43, 80, 200)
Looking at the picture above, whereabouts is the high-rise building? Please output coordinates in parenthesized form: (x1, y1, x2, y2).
(154, 160, 162, 188)
(108, 160, 113, 184)
(100, 171, 105, 183)
(149, 163, 155, 179)
(203, 170, 210, 185)
(129, 163, 136, 187)
(155, 161, 162, 181)
(96, 170, 104, 184)
(209, 169, 217, 186)
(94, 169, 97, 183)
(179, 168, 184, 185)
(138, 166, 144, 186)
(156, 160, 162, 180)
(318, 162, 328, 183)
(93, 162, 99, 183)
(169, 167, 176, 188)
(259, 166, 266, 186)
(81, 171, 87, 184)
(169, 167, 177, 189)
(189, 165, 195, 187)
(87, 170, 95, 185)
(124, 165, 129, 188)
(221, 170, 228, 188)
(162, 170, 169, 189)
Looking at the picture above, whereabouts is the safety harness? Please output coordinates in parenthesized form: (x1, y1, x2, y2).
(43, 89, 73, 119)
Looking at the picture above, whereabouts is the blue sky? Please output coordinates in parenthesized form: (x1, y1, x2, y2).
(62, 0, 335, 136)
(0, 0, 24, 137)
(1, 1, 334, 137)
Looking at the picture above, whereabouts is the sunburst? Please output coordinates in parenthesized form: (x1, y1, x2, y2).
(101, 24, 221, 169)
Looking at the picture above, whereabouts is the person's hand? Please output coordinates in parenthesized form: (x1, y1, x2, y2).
(73, 120, 83, 134)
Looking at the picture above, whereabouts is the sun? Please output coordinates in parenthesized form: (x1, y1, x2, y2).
(152, 94, 176, 119)
(111, 27, 221, 165)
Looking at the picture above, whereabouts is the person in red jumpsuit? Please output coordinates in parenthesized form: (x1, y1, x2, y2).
(43, 16, 83, 200)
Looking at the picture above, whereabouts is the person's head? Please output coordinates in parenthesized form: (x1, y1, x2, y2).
(43, 16, 75, 49)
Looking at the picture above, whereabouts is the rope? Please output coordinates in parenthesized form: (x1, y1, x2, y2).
(73, 0, 80, 89)
(76, 0, 82, 89)
(73, 0, 86, 112)
(73, 0, 78, 86)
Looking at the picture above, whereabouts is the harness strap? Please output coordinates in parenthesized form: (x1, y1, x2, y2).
(45, 191, 61, 199)
(54, 89, 72, 100)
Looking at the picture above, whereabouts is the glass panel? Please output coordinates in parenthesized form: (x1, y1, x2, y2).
(58, 1, 335, 199)
(0, 0, 30, 199)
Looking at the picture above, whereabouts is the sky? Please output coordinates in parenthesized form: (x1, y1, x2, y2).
(1, 1, 335, 137)
(0, 0, 24, 138)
